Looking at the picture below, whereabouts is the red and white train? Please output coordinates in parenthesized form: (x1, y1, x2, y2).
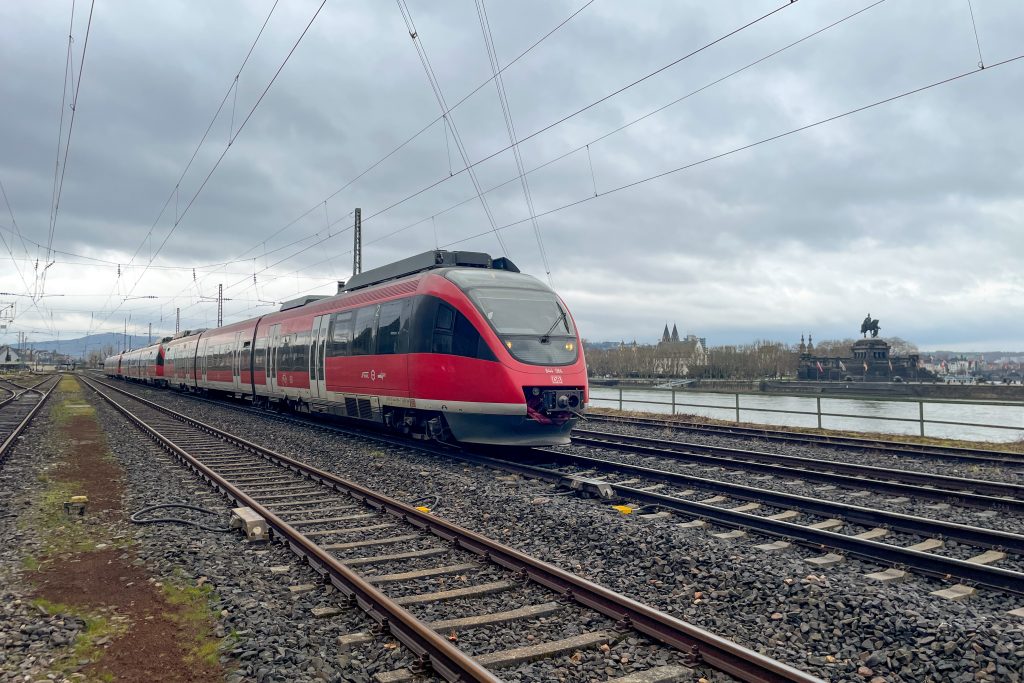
(104, 250, 588, 445)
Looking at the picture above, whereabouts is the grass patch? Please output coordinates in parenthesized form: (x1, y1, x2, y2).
(161, 577, 226, 667)
(32, 598, 122, 680)
(50, 375, 96, 424)
(18, 474, 100, 556)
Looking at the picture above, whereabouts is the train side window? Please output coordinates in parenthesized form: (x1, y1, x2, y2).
(253, 338, 266, 371)
(431, 302, 455, 354)
(376, 300, 409, 355)
(455, 311, 497, 361)
(292, 331, 310, 372)
(280, 337, 291, 371)
(328, 311, 353, 357)
(435, 303, 454, 331)
(351, 306, 377, 356)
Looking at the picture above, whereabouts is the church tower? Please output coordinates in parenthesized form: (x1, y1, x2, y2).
(670, 323, 679, 343)
(661, 324, 670, 343)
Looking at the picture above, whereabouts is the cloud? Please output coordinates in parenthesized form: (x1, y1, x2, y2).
(1, 0, 1022, 351)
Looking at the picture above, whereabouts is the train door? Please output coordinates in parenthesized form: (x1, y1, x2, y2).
(199, 337, 209, 384)
(232, 331, 242, 392)
(309, 315, 329, 399)
(267, 324, 281, 395)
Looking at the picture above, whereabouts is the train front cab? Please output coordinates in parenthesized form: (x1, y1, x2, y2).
(415, 269, 587, 446)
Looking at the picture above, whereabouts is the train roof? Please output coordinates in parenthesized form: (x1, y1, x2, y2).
(163, 250, 525, 340)
(339, 250, 518, 294)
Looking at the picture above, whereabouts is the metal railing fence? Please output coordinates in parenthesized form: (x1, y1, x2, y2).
(590, 386, 1024, 438)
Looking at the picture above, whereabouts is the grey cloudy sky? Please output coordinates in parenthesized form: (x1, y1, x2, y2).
(1, 0, 1022, 351)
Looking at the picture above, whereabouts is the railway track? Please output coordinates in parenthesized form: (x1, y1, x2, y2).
(570, 428, 1024, 511)
(0, 375, 60, 468)
(81, 375, 820, 683)
(586, 413, 1024, 466)
(489, 447, 1024, 595)
(88, 376, 1024, 597)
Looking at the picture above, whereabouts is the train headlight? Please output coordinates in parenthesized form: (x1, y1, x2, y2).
(531, 387, 540, 396)
(505, 340, 513, 349)
(564, 342, 574, 351)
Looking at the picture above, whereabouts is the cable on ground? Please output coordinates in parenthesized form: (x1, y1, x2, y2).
(129, 503, 233, 532)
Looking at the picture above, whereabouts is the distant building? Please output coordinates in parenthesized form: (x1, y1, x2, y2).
(655, 322, 707, 375)
(796, 333, 928, 382)
(0, 346, 28, 370)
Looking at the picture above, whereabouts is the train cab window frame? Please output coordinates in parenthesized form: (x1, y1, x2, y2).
(376, 299, 410, 355)
(351, 305, 378, 356)
(328, 311, 353, 358)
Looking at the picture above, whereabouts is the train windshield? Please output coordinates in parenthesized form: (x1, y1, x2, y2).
(446, 269, 578, 365)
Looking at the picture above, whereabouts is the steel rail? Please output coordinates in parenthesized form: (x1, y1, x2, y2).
(447, 448, 1024, 595)
(586, 413, 1024, 465)
(0, 375, 60, 466)
(82, 376, 500, 683)
(529, 447, 1024, 552)
(571, 429, 1024, 510)
(86, 376, 1024, 590)
(82, 375, 822, 683)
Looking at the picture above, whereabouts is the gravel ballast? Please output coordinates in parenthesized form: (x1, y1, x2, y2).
(103, 380, 1024, 682)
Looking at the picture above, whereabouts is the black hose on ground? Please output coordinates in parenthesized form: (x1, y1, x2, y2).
(129, 503, 234, 533)
(409, 495, 440, 512)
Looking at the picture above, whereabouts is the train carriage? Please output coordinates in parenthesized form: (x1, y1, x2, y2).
(107, 250, 587, 446)
(104, 342, 166, 384)
(164, 331, 203, 389)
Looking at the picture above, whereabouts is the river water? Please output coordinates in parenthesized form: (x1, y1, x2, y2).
(588, 387, 1024, 443)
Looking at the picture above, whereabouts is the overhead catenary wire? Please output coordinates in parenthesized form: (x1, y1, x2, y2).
(177, 0, 884, 324)
(214, 0, 798, 302)
(141, 0, 599, 322)
(90, 0, 325, 337)
(396, 0, 510, 257)
(444, 53, 1024, 249)
(966, 0, 985, 68)
(224, 0, 597, 268)
(475, 0, 552, 284)
(43, 0, 96, 300)
(214, 0, 805, 296)
(223, 48, 1024, 321)
(86, 0, 282, 336)
(44, 0, 76, 301)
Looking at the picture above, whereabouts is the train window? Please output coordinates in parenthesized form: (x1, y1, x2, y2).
(431, 303, 454, 354)
(376, 300, 409, 355)
(435, 303, 454, 331)
(351, 306, 377, 356)
(422, 298, 496, 361)
(253, 338, 266, 371)
(287, 331, 310, 372)
(328, 311, 353, 357)
(453, 311, 494, 359)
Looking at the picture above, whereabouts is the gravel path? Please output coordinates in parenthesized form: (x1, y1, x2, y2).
(108, 381, 1024, 682)
(0, 408, 85, 683)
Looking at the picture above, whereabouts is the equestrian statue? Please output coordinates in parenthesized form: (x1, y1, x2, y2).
(861, 313, 881, 338)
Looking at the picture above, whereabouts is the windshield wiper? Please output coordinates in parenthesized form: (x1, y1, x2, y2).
(540, 303, 568, 343)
